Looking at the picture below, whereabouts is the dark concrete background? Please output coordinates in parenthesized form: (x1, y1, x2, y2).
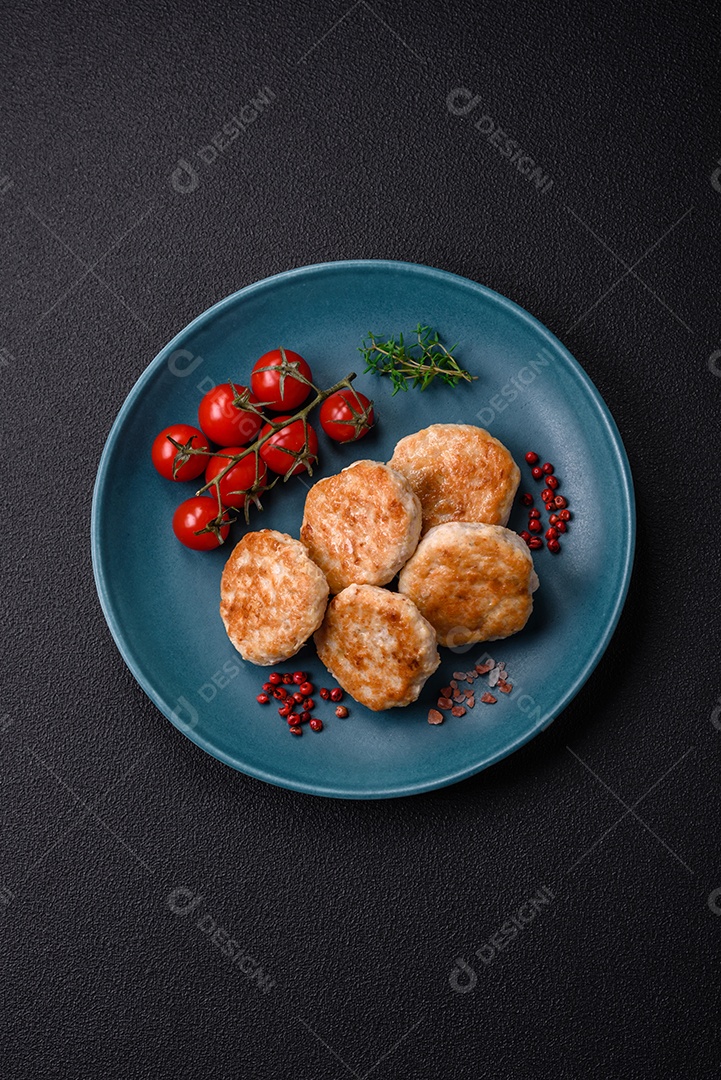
(2, 1, 720, 1076)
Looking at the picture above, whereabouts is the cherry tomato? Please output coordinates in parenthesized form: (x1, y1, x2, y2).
(259, 416, 319, 476)
(198, 382, 264, 446)
(151, 424, 210, 481)
(319, 390, 375, 443)
(204, 448, 268, 509)
(172, 496, 231, 550)
(250, 348, 313, 411)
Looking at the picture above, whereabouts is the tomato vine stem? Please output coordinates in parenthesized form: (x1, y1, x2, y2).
(174, 371, 358, 526)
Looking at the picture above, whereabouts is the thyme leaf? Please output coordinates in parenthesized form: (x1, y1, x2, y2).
(359, 325, 476, 395)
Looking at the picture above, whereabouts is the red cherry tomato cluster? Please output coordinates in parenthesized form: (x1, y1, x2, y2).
(151, 348, 375, 550)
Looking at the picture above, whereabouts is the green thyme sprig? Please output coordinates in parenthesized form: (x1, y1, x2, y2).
(359, 325, 476, 395)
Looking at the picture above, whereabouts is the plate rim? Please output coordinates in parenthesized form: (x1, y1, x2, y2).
(91, 258, 636, 799)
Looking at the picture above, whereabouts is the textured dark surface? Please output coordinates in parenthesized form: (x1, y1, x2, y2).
(2, 1, 720, 1076)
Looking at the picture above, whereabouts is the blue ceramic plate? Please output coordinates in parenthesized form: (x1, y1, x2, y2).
(92, 261, 634, 799)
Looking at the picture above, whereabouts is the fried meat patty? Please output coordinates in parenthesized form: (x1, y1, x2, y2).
(300, 460, 421, 593)
(220, 529, 329, 665)
(388, 424, 520, 533)
(398, 521, 539, 647)
(314, 584, 440, 710)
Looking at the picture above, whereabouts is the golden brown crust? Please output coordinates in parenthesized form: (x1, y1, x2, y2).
(398, 522, 539, 647)
(300, 460, 422, 593)
(220, 529, 329, 665)
(388, 424, 520, 533)
(314, 584, 440, 710)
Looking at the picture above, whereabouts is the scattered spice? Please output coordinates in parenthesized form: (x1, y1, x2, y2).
(430, 656, 513, 723)
(520, 450, 577, 555)
(256, 671, 348, 734)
